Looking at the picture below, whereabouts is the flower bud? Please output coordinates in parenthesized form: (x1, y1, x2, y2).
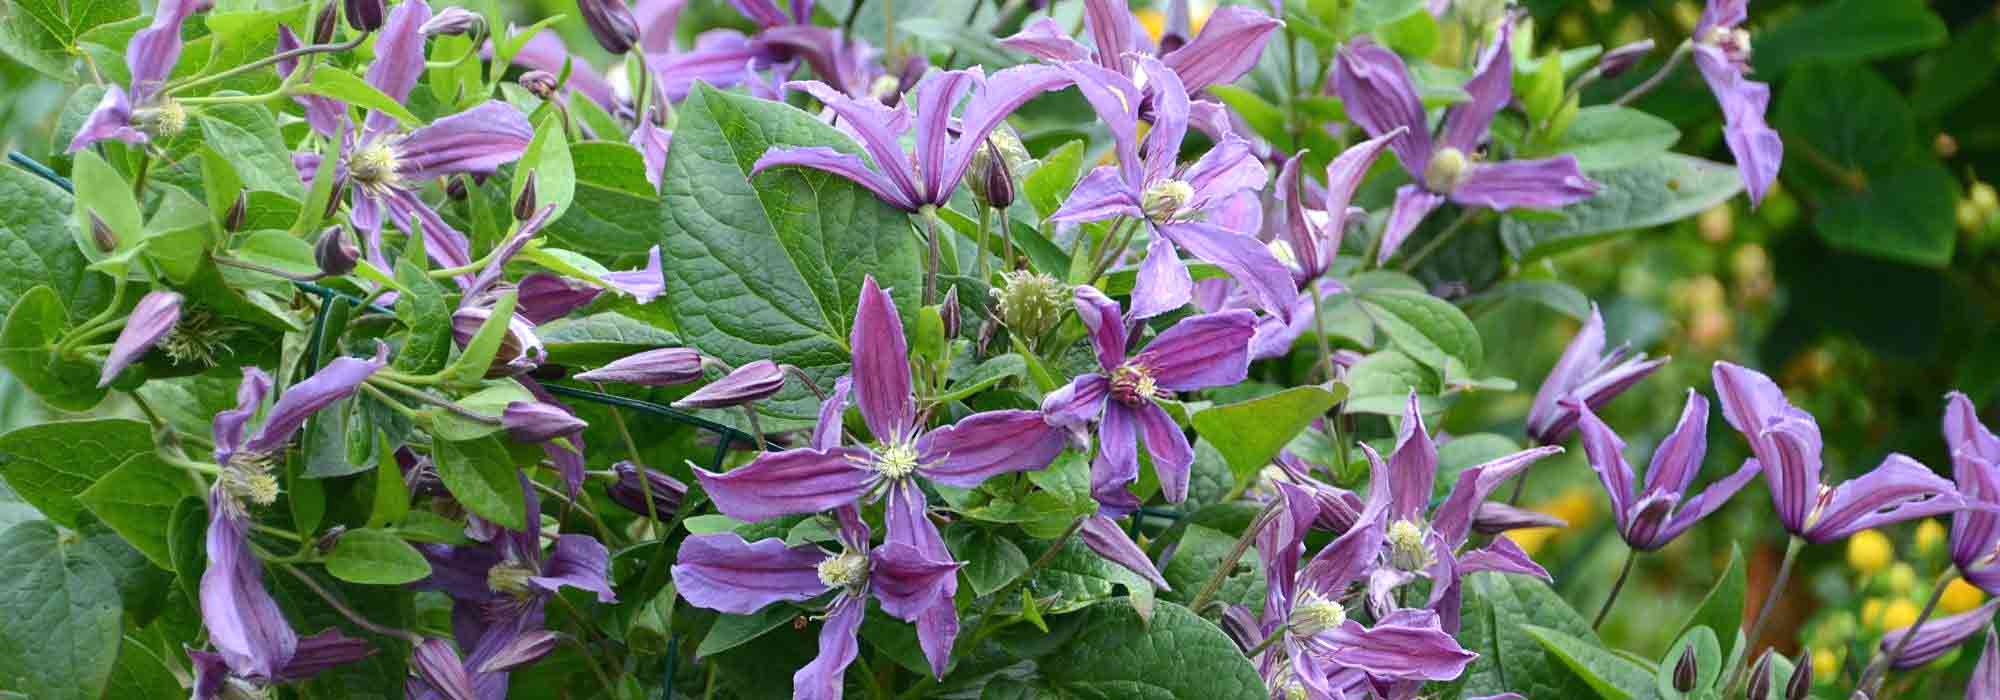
(574, 347, 704, 386)
(450, 307, 548, 378)
(607, 461, 688, 519)
(89, 212, 117, 252)
(421, 7, 483, 37)
(344, 0, 385, 31)
(993, 270, 1068, 339)
(315, 225, 359, 277)
(224, 190, 248, 232)
(1672, 642, 1698, 693)
(519, 70, 558, 99)
(939, 285, 961, 338)
(513, 171, 538, 221)
(1786, 649, 1812, 700)
(312, 1, 340, 43)
(1471, 501, 1567, 535)
(502, 401, 587, 442)
(577, 0, 640, 54)
(1598, 39, 1654, 79)
(1746, 650, 1773, 700)
(962, 126, 1029, 208)
(673, 359, 786, 409)
(446, 176, 470, 201)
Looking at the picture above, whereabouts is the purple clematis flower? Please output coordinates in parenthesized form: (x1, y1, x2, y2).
(1973, 626, 2000, 699)
(1689, 0, 1782, 206)
(1944, 392, 2000, 593)
(999, 0, 1279, 95)
(1332, 21, 1599, 265)
(1713, 361, 1966, 544)
(1572, 390, 1761, 551)
(67, 0, 206, 151)
(1524, 304, 1668, 445)
(296, 0, 533, 272)
(1274, 132, 1400, 285)
(97, 290, 182, 387)
(1878, 599, 2000, 669)
(675, 506, 959, 699)
(694, 275, 1065, 676)
(1042, 285, 1254, 514)
(411, 473, 614, 700)
(1055, 56, 1295, 321)
(188, 631, 373, 700)
(751, 65, 1071, 213)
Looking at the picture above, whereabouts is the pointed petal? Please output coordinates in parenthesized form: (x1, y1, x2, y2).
(754, 146, 920, 212)
(1300, 447, 1390, 592)
(1057, 61, 1145, 186)
(693, 447, 873, 521)
(1570, 399, 1636, 527)
(1437, 18, 1514, 154)
(1131, 308, 1256, 391)
(870, 541, 960, 621)
(1080, 514, 1170, 589)
(1762, 410, 1827, 533)
(813, 376, 854, 451)
(1806, 454, 1965, 543)
(1324, 610, 1476, 681)
(1080, 0, 1136, 73)
(530, 534, 617, 603)
(382, 188, 476, 269)
(1377, 185, 1446, 266)
(1649, 459, 1760, 550)
(1644, 390, 1712, 497)
(913, 70, 977, 201)
(1049, 165, 1143, 223)
(1000, 17, 1092, 63)
(940, 65, 1073, 203)
(880, 480, 958, 677)
(792, 595, 866, 700)
(126, 0, 202, 98)
(1880, 599, 2000, 669)
(1155, 222, 1297, 323)
(244, 345, 388, 454)
(672, 533, 829, 613)
(787, 80, 921, 204)
(274, 629, 375, 680)
(1128, 236, 1194, 321)
(1388, 392, 1439, 521)
(602, 246, 666, 303)
(365, 0, 432, 110)
(200, 494, 298, 678)
(1971, 626, 2000, 698)
(1180, 137, 1267, 213)
(1456, 536, 1549, 580)
(1135, 57, 1191, 187)
(1135, 399, 1194, 503)
(396, 102, 534, 180)
(410, 638, 480, 700)
(1450, 156, 1601, 211)
(98, 291, 181, 388)
(1158, 6, 1281, 92)
(1433, 445, 1565, 547)
(917, 410, 1066, 487)
(852, 275, 917, 441)
(1526, 303, 1608, 443)
(1073, 285, 1129, 370)
(1332, 39, 1434, 174)
(1042, 373, 1111, 431)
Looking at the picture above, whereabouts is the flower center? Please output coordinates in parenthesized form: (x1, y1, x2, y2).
(873, 442, 922, 480)
(221, 455, 281, 508)
(1699, 26, 1752, 63)
(348, 142, 403, 189)
(1141, 179, 1195, 221)
(1387, 518, 1435, 571)
(221, 677, 273, 700)
(816, 549, 869, 590)
(161, 309, 234, 367)
(487, 561, 536, 597)
(1109, 364, 1162, 405)
(137, 99, 188, 139)
(1267, 240, 1299, 270)
(1288, 591, 1348, 636)
(1424, 147, 1470, 193)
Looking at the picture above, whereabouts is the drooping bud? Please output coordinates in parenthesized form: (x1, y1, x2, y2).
(1598, 39, 1655, 79)
(993, 270, 1068, 339)
(939, 285, 961, 338)
(312, 1, 340, 43)
(984, 151, 1016, 210)
(673, 359, 786, 409)
(344, 0, 385, 31)
(576, 0, 640, 54)
(519, 70, 558, 99)
(1424, 147, 1470, 193)
(574, 347, 705, 386)
(1673, 642, 1699, 693)
(224, 190, 248, 232)
(607, 461, 688, 519)
(1159, 0, 1192, 53)
(450, 307, 548, 378)
(1786, 649, 1812, 700)
(502, 401, 587, 442)
(1746, 650, 1773, 700)
(1140, 179, 1194, 221)
(314, 225, 359, 277)
(1471, 501, 1567, 535)
(513, 170, 538, 221)
(420, 7, 483, 37)
(89, 212, 117, 252)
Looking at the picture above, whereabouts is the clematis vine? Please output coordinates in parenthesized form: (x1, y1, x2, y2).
(674, 507, 959, 699)
(1000, 0, 1280, 96)
(1946, 392, 2000, 593)
(1332, 20, 1599, 265)
(694, 275, 1066, 674)
(1687, 0, 1782, 205)
(67, 0, 207, 151)
(1524, 305, 1668, 446)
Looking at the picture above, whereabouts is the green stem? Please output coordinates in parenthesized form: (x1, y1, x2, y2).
(1395, 208, 1478, 273)
(1592, 547, 1638, 630)
(1085, 216, 1139, 283)
(1189, 499, 1281, 614)
(1726, 536, 1804, 695)
(1612, 41, 1690, 107)
(962, 516, 1086, 651)
(741, 403, 766, 451)
(976, 204, 992, 281)
(167, 32, 370, 96)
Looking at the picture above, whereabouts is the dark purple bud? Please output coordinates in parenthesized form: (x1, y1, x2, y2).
(607, 461, 688, 519)
(312, 1, 339, 43)
(344, 0, 384, 31)
(89, 212, 116, 252)
(513, 170, 537, 221)
(451, 307, 547, 378)
(1746, 651, 1773, 700)
(445, 176, 469, 201)
(1598, 39, 1655, 79)
(315, 225, 359, 277)
(315, 524, 347, 555)
(1673, 642, 1698, 692)
(515, 274, 602, 324)
(576, 0, 640, 54)
(1471, 501, 1567, 535)
(224, 190, 248, 232)
(939, 285, 961, 338)
(420, 7, 483, 37)
(672, 359, 786, 409)
(1787, 649, 1812, 700)
(503, 401, 587, 442)
(518, 70, 558, 99)
(1217, 604, 1261, 654)
(1159, 0, 1192, 53)
(574, 347, 704, 386)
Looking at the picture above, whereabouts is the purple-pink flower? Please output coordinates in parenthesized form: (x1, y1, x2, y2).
(67, 0, 206, 151)
(1000, 0, 1279, 95)
(97, 290, 181, 387)
(1945, 392, 2000, 593)
(1689, 0, 1782, 206)
(1524, 304, 1667, 445)
(1572, 390, 1760, 551)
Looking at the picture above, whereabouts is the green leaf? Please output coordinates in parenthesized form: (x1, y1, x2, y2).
(1459, 571, 1602, 699)
(299, 66, 419, 126)
(945, 524, 1030, 597)
(0, 162, 99, 322)
(1773, 63, 1916, 196)
(1814, 160, 1956, 268)
(0, 419, 152, 529)
(1017, 532, 1155, 617)
(1546, 106, 1680, 171)
(1342, 349, 1438, 415)
(1344, 0, 1423, 37)
(70, 150, 142, 271)
(1754, 0, 1945, 75)
(324, 528, 432, 585)
(1459, 279, 1591, 321)
(432, 436, 528, 530)
(1522, 624, 1658, 700)
(165, 496, 205, 605)
(539, 311, 680, 367)
(1677, 544, 1745, 663)
(445, 290, 518, 385)
(0, 285, 107, 411)
(1161, 523, 1266, 615)
(1015, 601, 1266, 699)
(1191, 385, 1345, 484)
(393, 254, 452, 374)
(1024, 139, 1086, 222)
(1911, 18, 2000, 117)
(1657, 626, 1722, 698)
(0, 520, 123, 700)
(697, 603, 796, 657)
(1500, 154, 1744, 261)
(513, 113, 576, 222)
(76, 452, 196, 569)
(1358, 288, 1483, 372)
(0, 0, 135, 78)
(196, 102, 302, 198)
(658, 84, 924, 428)
(540, 141, 659, 255)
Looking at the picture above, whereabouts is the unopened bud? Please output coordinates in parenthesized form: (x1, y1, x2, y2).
(420, 7, 483, 37)
(446, 176, 470, 201)
(513, 171, 538, 221)
(315, 524, 348, 555)
(89, 213, 117, 252)
(1598, 39, 1654, 79)
(451, 307, 547, 378)
(577, 0, 640, 54)
(963, 126, 1029, 208)
(312, 1, 340, 43)
(607, 461, 688, 519)
(1672, 642, 1698, 693)
(344, 0, 385, 31)
(1746, 650, 1773, 700)
(502, 401, 587, 442)
(939, 285, 961, 338)
(574, 347, 704, 386)
(224, 190, 248, 232)
(314, 225, 360, 277)
(673, 359, 786, 409)
(993, 270, 1068, 339)
(519, 70, 558, 99)
(1786, 649, 1812, 700)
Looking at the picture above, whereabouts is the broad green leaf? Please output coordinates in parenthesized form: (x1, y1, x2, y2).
(1459, 572, 1601, 699)
(540, 141, 659, 255)
(1016, 532, 1154, 617)
(196, 102, 301, 197)
(1754, 0, 1945, 75)
(513, 113, 575, 222)
(1546, 106, 1680, 171)
(1191, 385, 1345, 484)
(1911, 18, 2000, 117)
(1500, 154, 1744, 261)
(1677, 544, 1746, 663)
(432, 436, 528, 530)
(1161, 523, 1266, 616)
(658, 84, 924, 429)
(393, 254, 452, 374)
(76, 452, 197, 568)
(1773, 63, 1915, 197)
(1344, 0, 1422, 37)
(0, 520, 123, 700)
(0, 155, 100, 322)
(70, 150, 142, 271)
(1814, 160, 1956, 267)
(420, 379, 530, 441)
(696, 603, 796, 656)
(142, 186, 213, 283)
(1358, 289, 1483, 372)
(0, 0, 135, 78)
(945, 524, 1030, 597)
(165, 496, 205, 605)
(1024, 139, 1086, 222)
(231, 229, 318, 277)
(1015, 601, 1266, 700)
(0, 285, 106, 410)
(300, 66, 418, 125)
(1342, 349, 1438, 415)
(1459, 279, 1591, 321)
(324, 528, 432, 585)
(1522, 624, 1657, 700)
(539, 311, 680, 367)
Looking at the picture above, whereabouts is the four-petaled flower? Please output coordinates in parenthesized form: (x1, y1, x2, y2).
(68, 0, 206, 151)
(1000, 0, 1280, 97)
(1573, 389, 1760, 551)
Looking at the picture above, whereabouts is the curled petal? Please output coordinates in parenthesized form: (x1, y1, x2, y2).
(813, 376, 854, 451)
(1324, 609, 1476, 681)
(694, 447, 873, 521)
(1135, 399, 1194, 503)
(531, 534, 617, 603)
(1437, 17, 1514, 154)
(1387, 392, 1439, 521)
(602, 246, 666, 303)
(1526, 303, 1608, 443)
(753, 146, 919, 212)
(1049, 165, 1143, 224)
(1648, 460, 1761, 550)
(1377, 185, 1446, 266)
(1879, 599, 2000, 669)
(1092, 403, 1141, 516)
(1644, 390, 1713, 498)
(212, 369, 271, 464)
(66, 86, 143, 152)
(1570, 399, 1636, 527)
(912, 70, 977, 201)
(1154, 222, 1297, 324)
(1693, 48, 1782, 207)
(274, 629, 375, 681)
(1131, 308, 1256, 391)
(1332, 40, 1433, 175)
(98, 290, 181, 388)
(1158, 6, 1281, 92)
(1181, 137, 1267, 213)
(1058, 59, 1144, 184)
(1073, 285, 1129, 370)
(363, 0, 432, 121)
(870, 541, 960, 622)
(1000, 17, 1092, 62)
(673, 359, 786, 409)
(1079, 0, 1136, 74)
(672, 533, 829, 614)
(1805, 454, 1965, 544)
(397, 102, 534, 180)
(784, 80, 920, 204)
(1041, 373, 1110, 431)
(1455, 536, 1549, 580)
(199, 493, 298, 678)
(1128, 237, 1194, 322)
(1971, 626, 2000, 698)
(1432, 445, 1565, 548)
(410, 638, 480, 700)
(916, 410, 1066, 487)
(243, 344, 388, 455)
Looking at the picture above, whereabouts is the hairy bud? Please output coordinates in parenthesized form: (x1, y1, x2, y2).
(344, 0, 385, 31)
(1598, 39, 1655, 79)
(993, 270, 1068, 339)
(502, 401, 587, 442)
(314, 225, 359, 277)
(939, 286, 962, 338)
(607, 461, 688, 519)
(574, 347, 705, 386)
(519, 71, 558, 99)
(420, 6, 483, 37)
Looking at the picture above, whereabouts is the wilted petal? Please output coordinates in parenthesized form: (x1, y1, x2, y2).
(672, 533, 829, 614)
(1000, 17, 1092, 62)
(693, 447, 872, 521)
(66, 86, 144, 152)
(1805, 454, 1965, 544)
(1042, 373, 1110, 431)
(531, 534, 617, 602)
(243, 344, 388, 454)
(1158, 6, 1281, 92)
(793, 595, 866, 700)
(916, 410, 1065, 487)
(200, 493, 298, 678)
(1073, 285, 1129, 370)
(1155, 222, 1296, 323)
(1693, 48, 1782, 207)
(673, 359, 786, 409)
(1080, 513, 1170, 589)
(1132, 308, 1256, 391)
(851, 275, 917, 440)
(1377, 185, 1446, 266)
(574, 347, 705, 386)
(1879, 599, 2000, 669)
(1450, 156, 1600, 211)
(1332, 40, 1433, 175)
(98, 290, 181, 388)
(1324, 609, 1476, 681)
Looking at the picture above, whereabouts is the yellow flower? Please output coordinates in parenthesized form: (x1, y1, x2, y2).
(1812, 649, 1840, 683)
(1506, 487, 1599, 557)
(1136, 9, 1167, 42)
(1914, 519, 1947, 555)
(1505, 528, 1557, 558)
(1846, 530, 1893, 575)
(1884, 563, 1918, 595)
(1861, 598, 1887, 628)
(1882, 599, 1921, 631)
(1941, 578, 1987, 615)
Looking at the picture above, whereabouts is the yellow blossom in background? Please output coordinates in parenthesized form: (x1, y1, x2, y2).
(1861, 598, 1887, 628)
(1135, 0, 1211, 43)
(1914, 519, 1947, 556)
(1882, 599, 1921, 631)
(1846, 530, 1893, 575)
(1507, 486, 1599, 557)
(1813, 649, 1840, 683)
(1941, 578, 1987, 614)
(1884, 563, 1917, 595)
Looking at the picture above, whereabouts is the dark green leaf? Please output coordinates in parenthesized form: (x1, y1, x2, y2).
(393, 254, 452, 374)
(0, 0, 135, 78)
(539, 311, 680, 367)
(1676, 544, 1745, 663)
(1499, 154, 1744, 260)
(324, 528, 432, 585)
(946, 524, 1030, 597)
(1017, 601, 1265, 699)
(1814, 160, 1956, 267)
(76, 452, 196, 569)
(1358, 289, 1483, 372)
(0, 158, 99, 323)
(1191, 385, 1345, 484)
(1911, 18, 2000, 117)
(432, 436, 527, 530)
(1522, 624, 1658, 700)
(0, 520, 123, 700)
(1459, 571, 1601, 699)
(697, 603, 797, 657)
(1161, 523, 1265, 615)
(196, 102, 301, 198)
(1754, 0, 1945, 75)
(0, 285, 106, 411)
(1546, 106, 1680, 171)
(0, 417, 150, 526)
